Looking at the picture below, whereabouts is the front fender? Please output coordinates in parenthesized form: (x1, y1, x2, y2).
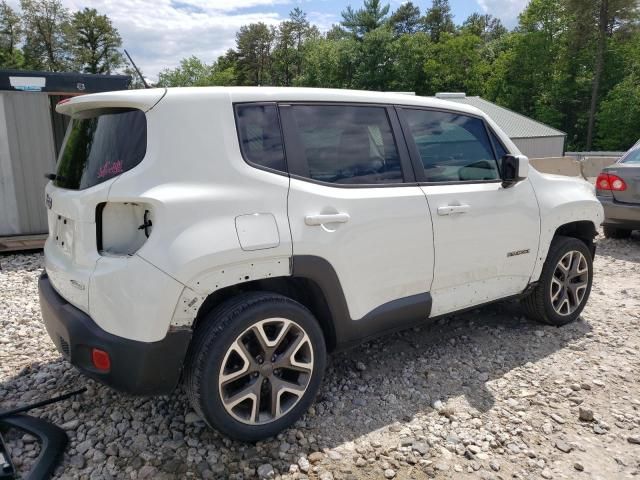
(529, 170, 603, 281)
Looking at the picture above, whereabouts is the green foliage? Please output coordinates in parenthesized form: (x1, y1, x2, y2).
(388, 2, 421, 36)
(0, 1, 24, 68)
(235, 23, 274, 85)
(422, 0, 455, 42)
(597, 74, 640, 150)
(424, 32, 489, 95)
(156, 55, 237, 87)
(1, 1, 126, 75)
(341, 0, 390, 38)
(388, 32, 431, 94)
(461, 13, 507, 42)
(65, 8, 123, 74)
(20, 0, 70, 71)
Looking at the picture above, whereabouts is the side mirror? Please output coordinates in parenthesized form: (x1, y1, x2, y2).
(501, 154, 528, 188)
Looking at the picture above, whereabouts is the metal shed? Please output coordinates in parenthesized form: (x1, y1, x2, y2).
(435, 93, 567, 159)
(0, 69, 130, 243)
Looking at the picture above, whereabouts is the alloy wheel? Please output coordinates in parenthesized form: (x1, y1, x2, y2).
(550, 250, 589, 316)
(218, 318, 314, 425)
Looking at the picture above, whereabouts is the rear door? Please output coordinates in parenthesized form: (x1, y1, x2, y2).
(397, 106, 540, 317)
(281, 103, 434, 332)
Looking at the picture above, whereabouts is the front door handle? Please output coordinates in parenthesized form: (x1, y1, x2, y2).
(437, 204, 470, 216)
(305, 213, 350, 226)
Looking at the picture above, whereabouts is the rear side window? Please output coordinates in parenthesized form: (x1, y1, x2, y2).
(403, 109, 500, 182)
(235, 104, 286, 173)
(289, 105, 403, 184)
(620, 147, 640, 164)
(55, 108, 146, 190)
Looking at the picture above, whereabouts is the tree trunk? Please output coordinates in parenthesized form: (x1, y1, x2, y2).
(586, 0, 609, 150)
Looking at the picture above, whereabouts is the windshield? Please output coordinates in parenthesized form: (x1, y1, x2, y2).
(621, 146, 640, 164)
(55, 108, 147, 190)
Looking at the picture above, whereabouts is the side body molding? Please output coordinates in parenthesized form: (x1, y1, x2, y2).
(291, 255, 432, 349)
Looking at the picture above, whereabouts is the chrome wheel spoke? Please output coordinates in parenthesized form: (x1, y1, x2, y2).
(222, 379, 261, 423)
(220, 339, 254, 386)
(274, 332, 312, 372)
(269, 377, 307, 418)
(550, 277, 563, 301)
(252, 319, 291, 351)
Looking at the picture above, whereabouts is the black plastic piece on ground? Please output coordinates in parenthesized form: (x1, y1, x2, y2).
(0, 388, 86, 420)
(0, 414, 68, 480)
(0, 430, 16, 480)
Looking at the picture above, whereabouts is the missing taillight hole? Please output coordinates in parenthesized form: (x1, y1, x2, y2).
(96, 202, 153, 256)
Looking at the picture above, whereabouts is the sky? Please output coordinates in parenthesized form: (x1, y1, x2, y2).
(8, 0, 530, 80)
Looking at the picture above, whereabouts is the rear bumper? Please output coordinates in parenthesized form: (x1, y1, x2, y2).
(597, 195, 640, 229)
(38, 272, 191, 395)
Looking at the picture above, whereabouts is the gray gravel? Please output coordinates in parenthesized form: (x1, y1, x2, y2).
(1, 232, 640, 479)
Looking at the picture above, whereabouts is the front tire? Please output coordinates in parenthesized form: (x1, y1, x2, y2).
(184, 292, 326, 442)
(522, 236, 593, 326)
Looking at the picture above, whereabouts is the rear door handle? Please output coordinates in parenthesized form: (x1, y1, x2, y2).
(437, 204, 470, 216)
(305, 213, 350, 226)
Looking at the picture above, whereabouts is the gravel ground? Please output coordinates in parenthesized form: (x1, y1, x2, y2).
(1, 233, 639, 480)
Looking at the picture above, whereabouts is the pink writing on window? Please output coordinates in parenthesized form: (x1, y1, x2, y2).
(97, 160, 124, 179)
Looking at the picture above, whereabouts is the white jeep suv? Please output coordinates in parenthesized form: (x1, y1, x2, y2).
(39, 87, 603, 441)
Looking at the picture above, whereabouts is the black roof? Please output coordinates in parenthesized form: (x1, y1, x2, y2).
(0, 69, 130, 94)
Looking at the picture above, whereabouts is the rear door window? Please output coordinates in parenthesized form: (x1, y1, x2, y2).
(55, 108, 147, 190)
(402, 108, 500, 182)
(287, 105, 403, 185)
(235, 104, 287, 173)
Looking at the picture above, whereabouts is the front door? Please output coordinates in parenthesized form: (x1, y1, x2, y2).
(281, 103, 435, 326)
(398, 107, 540, 316)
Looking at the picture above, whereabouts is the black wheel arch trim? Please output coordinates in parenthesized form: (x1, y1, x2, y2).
(291, 255, 432, 350)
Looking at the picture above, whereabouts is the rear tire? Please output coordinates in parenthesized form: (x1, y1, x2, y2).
(603, 225, 631, 239)
(184, 292, 326, 442)
(522, 236, 593, 326)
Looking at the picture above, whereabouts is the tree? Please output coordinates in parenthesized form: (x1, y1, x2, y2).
(235, 23, 274, 85)
(65, 8, 123, 74)
(389, 31, 431, 94)
(485, 0, 567, 118)
(20, 0, 70, 71)
(297, 35, 358, 88)
(597, 74, 640, 150)
(388, 2, 421, 36)
(341, 0, 390, 38)
(461, 13, 507, 42)
(352, 26, 396, 90)
(157, 56, 213, 87)
(0, 1, 23, 68)
(157, 55, 238, 87)
(422, 0, 455, 42)
(566, 0, 639, 149)
(424, 32, 489, 94)
(271, 8, 317, 85)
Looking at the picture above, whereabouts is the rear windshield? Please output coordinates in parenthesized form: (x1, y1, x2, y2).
(55, 108, 147, 190)
(620, 146, 640, 164)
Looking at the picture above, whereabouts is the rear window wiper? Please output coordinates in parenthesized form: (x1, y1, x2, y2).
(44, 173, 66, 182)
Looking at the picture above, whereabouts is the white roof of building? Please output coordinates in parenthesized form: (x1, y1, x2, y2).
(435, 93, 566, 139)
